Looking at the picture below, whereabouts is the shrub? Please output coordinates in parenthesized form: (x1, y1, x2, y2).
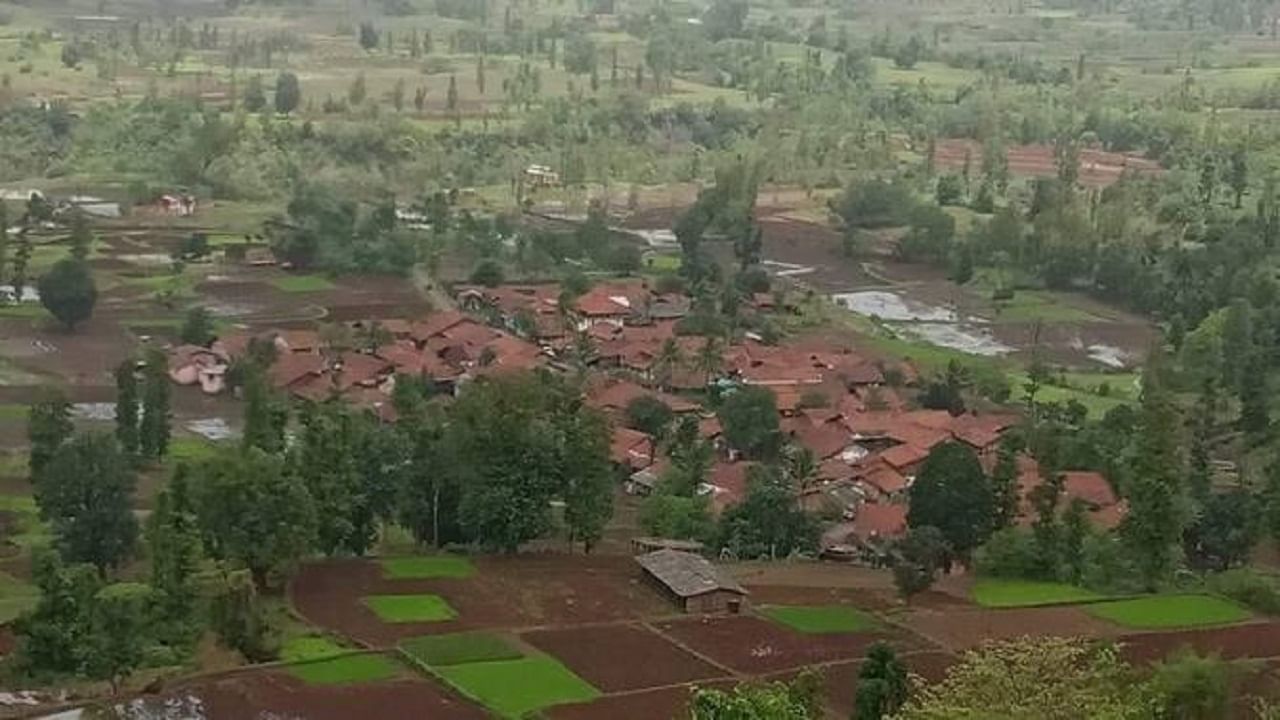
(1208, 569, 1280, 614)
(975, 527, 1042, 579)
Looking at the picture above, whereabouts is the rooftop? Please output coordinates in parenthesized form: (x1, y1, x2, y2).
(636, 549, 747, 598)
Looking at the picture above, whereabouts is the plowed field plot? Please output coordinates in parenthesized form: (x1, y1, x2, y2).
(522, 622, 729, 692)
(651, 615, 931, 674)
(904, 605, 1122, 652)
(1119, 622, 1280, 665)
(292, 555, 671, 645)
(155, 668, 488, 720)
(546, 682, 736, 720)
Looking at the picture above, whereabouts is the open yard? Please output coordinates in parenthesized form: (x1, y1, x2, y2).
(971, 579, 1106, 608)
(1086, 595, 1252, 629)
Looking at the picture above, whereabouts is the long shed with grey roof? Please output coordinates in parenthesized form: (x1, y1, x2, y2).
(636, 549, 747, 614)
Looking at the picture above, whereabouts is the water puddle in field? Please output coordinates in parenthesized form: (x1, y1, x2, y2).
(71, 402, 115, 421)
(832, 290, 1014, 357)
(186, 417, 236, 441)
(1087, 344, 1129, 369)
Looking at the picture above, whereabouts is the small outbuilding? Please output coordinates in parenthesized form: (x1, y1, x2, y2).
(636, 549, 747, 614)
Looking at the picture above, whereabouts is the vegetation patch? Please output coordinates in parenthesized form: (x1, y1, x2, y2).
(287, 653, 401, 685)
(399, 631, 524, 667)
(972, 579, 1105, 608)
(432, 655, 599, 718)
(363, 594, 457, 623)
(0, 570, 40, 624)
(1085, 595, 1251, 629)
(759, 605, 881, 634)
(0, 404, 31, 421)
(280, 634, 350, 663)
(272, 274, 336, 293)
(380, 555, 476, 580)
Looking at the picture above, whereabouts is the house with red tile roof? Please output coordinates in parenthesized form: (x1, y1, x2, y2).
(879, 443, 930, 475)
(268, 352, 327, 391)
(851, 503, 908, 545)
(610, 426, 654, 470)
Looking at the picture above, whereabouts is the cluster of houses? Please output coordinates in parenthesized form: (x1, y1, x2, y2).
(167, 277, 1127, 563)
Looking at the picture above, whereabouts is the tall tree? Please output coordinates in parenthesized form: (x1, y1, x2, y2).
(717, 385, 781, 460)
(854, 642, 910, 720)
(68, 210, 92, 260)
(716, 465, 818, 559)
(114, 359, 139, 456)
(147, 467, 203, 646)
(139, 347, 171, 460)
(243, 74, 266, 112)
(291, 403, 376, 556)
(271, 71, 298, 114)
(12, 551, 101, 677)
(34, 432, 138, 574)
(38, 257, 97, 330)
(27, 388, 74, 481)
(190, 449, 316, 587)
(0, 200, 9, 285)
(989, 436, 1021, 529)
(907, 442, 994, 560)
(241, 364, 286, 454)
(85, 582, 154, 693)
(1121, 351, 1189, 591)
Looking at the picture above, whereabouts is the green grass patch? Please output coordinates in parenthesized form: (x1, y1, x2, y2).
(760, 605, 881, 634)
(1086, 595, 1251, 629)
(432, 655, 599, 718)
(0, 570, 40, 624)
(1009, 374, 1135, 420)
(380, 555, 475, 580)
(280, 635, 350, 663)
(972, 578, 1105, 608)
(0, 303, 48, 319)
(0, 404, 30, 421)
(272, 274, 336, 293)
(287, 653, 401, 685)
(399, 631, 524, 667)
(644, 253, 682, 271)
(364, 594, 457, 623)
(166, 437, 222, 465)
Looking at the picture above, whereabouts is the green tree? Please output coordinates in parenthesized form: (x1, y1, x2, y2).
(358, 21, 379, 51)
(291, 403, 377, 556)
(38, 257, 97, 330)
(35, 432, 138, 574)
(348, 71, 367, 106)
(717, 386, 781, 460)
(625, 395, 675, 440)
(28, 388, 74, 481)
(892, 525, 948, 601)
(190, 449, 316, 587)
(241, 364, 286, 454)
(717, 465, 819, 559)
(274, 71, 301, 114)
(85, 582, 153, 693)
(208, 567, 279, 661)
(0, 200, 10, 285)
(895, 637, 1151, 719)
(907, 442, 994, 560)
(114, 359, 139, 456)
(1060, 497, 1090, 584)
(1149, 649, 1234, 720)
(690, 672, 821, 719)
(989, 437, 1021, 529)
(445, 373, 613, 552)
(147, 467, 203, 646)
(139, 347, 171, 460)
(180, 306, 215, 346)
(243, 74, 267, 112)
(1229, 145, 1249, 209)
(12, 551, 101, 677)
(854, 642, 909, 720)
(447, 74, 459, 111)
(68, 210, 93, 260)
(1121, 353, 1190, 591)
(1191, 488, 1261, 570)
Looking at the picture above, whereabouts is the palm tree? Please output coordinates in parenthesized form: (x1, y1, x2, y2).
(693, 336, 723, 386)
(653, 338, 683, 390)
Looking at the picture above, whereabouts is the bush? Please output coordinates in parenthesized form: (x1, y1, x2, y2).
(1208, 568, 1280, 614)
(469, 259, 505, 287)
(975, 527, 1042, 579)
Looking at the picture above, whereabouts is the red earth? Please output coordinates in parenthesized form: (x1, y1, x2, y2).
(1118, 621, 1280, 665)
(522, 622, 730, 692)
(153, 668, 487, 720)
(546, 681, 736, 720)
(932, 139, 1163, 189)
(650, 615, 932, 675)
(290, 554, 675, 646)
(904, 605, 1123, 653)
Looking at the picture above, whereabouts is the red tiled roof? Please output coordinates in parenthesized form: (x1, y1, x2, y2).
(852, 503, 907, 541)
(793, 423, 851, 460)
(441, 319, 501, 347)
(268, 352, 326, 389)
(575, 287, 632, 317)
(818, 457, 857, 481)
(1089, 501, 1127, 530)
(611, 426, 653, 469)
(277, 329, 320, 353)
(860, 461, 909, 496)
(336, 352, 392, 391)
(290, 373, 337, 402)
(698, 417, 723, 439)
(588, 380, 699, 414)
(879, 443, 930, 471)
(1062, 471, 1117, 509)
(410, 310, 469, 342)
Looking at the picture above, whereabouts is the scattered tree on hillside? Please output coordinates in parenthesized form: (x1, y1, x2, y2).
(243, 74, 267, 112)
(892, 525, 949, 602)
(854, 642, 910, 720)
(114, 359, 139, 456)
(717, 465, 818, 559)
(34, 432, 138, 574)
(27, 388, 73, 481)
(147, 467, 203, 647)
(38, 257, 97, 330)
(907, 442, 994, 561)
(139, 348, 171, 460)
(180, 306, 215, 346)
(690, 670, 822, 719)
(274, 71, 301, 115)
(717, 385, 782, 460)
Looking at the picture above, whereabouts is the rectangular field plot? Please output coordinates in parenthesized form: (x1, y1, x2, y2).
(381, 555, 476, 580)
(972, 579, 1105, 608)
(433, 655, 600, 718)
(281, 635, 350, 663)
(1086, 595, 1250, 629)
(401, 631, 524, 667)
(523, 623, 726, 693)
(364, 594, 458, 623)
(287, 654, 402, 685)
(759, 605, 881, 634)
(272, 274, 336, 292)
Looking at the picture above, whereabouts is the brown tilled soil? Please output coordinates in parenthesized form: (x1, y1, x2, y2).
(163, 669, 487, 720)
(522, 622, 729, 693)
(1118, 622, 1280, 665)
(291, 555, 674, 646)
(650, 615, 930, 675)
(903, 605, 1123, 653)
(546, 682, 733, 720)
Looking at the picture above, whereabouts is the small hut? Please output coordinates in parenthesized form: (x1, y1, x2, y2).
(636, 549, 747, 614)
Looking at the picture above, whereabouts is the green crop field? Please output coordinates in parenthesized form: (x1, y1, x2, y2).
(0, 570, 40, 624)
(399, 631, 524, 667)
(287, 654, 402, 685)
(280, 635, 350, 663)
(1086, 595, 1251, 629)
(363, 594, 457, 623)
(380, 555, 476, 580)
(972, 579, 1106, 608)
(760, 605, 881, 634)
(432, 655, 599, 718)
